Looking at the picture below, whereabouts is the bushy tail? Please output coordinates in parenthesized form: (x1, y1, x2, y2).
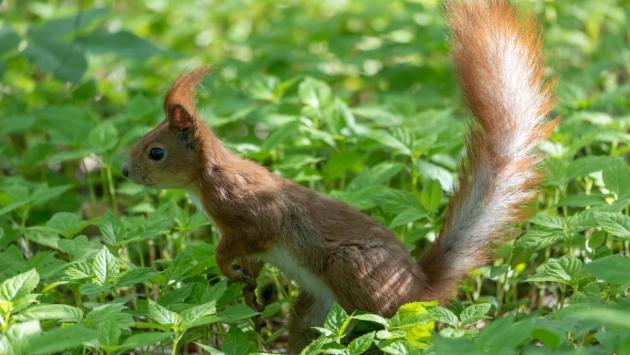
(420, 0, 557, 302)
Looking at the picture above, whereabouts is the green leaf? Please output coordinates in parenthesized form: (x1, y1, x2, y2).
(526, 256, 583, 286)
(0, 26, 20, 54)
(567, 156, 618, 179)
(66, 263, 92, 280)
(393, 302, 435, 347)
(593, 212, 630, 239)
(222, 326, 251, 355)
(566, 305, 630, 330)
(475, 316, 534, 354)
(97, 319, 121, 347)
(121, 332, 171, 349)
(39, 105, 99, 145)
(180, 301, 218, 328)
(261, 121, 299, 152)
(88, 121, 119, 153)
(0, 268, 39, 302)
(24, 39, 87, 83)
(323, 303, 350, 336)
(348, 162, 403, 189)
(429, 306, 458, 326)
(0, 185, 71, 216)
(25, 325, 97, 354)
(0, 115, 36, 136)
(347, 331, 375, 355)
(353, 106, 403, 126)
(364, 129, 411, 156)
(84, 303, 134, 329)
(217, 304, 258, 323)
(77, 30, 163, 59)
(46, 212, 91, 238)
(27, 8, 108, 40)
(603, 161, 630, 197)
(389, 208, 427, 228)
(92, 246, 118, 285)
(299, 77, 331, 109)
(148, 299, 179, 326)
(118, 267, 158, 287)
(418, 161, 453, 192)
(529, 213, 565, 230)
(196, 342, 225, 355)
(585, 255, 630, 285)
(19, 304, 83, 322)
(420, 179, 442, 212)
(460, 304, 492, 324)
(353, 313, 389, 328)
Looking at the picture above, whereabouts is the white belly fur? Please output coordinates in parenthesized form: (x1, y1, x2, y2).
(261, 246, 336, 325)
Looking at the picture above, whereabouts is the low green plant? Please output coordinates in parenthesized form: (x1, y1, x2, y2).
(1, 0, 629, 353)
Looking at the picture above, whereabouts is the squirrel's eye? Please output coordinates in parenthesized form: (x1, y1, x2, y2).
(148, 147, 165, 161)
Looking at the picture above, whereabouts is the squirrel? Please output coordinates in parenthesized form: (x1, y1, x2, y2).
(122, 0, 556, 352)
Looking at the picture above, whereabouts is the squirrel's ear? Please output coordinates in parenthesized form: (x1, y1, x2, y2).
(164, 67, 210, 130)
(167, 104, 195, 130)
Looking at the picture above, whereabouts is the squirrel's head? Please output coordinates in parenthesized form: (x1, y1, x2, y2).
(122, 67, 219, 188)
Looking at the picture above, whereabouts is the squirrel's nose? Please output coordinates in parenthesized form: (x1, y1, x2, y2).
(122, 163, 129, 178)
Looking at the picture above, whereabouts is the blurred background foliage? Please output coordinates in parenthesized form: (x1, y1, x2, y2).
(0, 0, 629, 353)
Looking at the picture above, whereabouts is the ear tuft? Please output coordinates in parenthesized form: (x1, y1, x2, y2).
(168, 104, 194, 129)
(163, 66, 211, 127)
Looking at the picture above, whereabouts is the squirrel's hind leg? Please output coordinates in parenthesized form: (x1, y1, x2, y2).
(287, 292, 332, 353)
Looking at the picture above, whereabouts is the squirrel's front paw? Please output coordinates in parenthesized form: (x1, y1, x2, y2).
(230, 264, 256, 288)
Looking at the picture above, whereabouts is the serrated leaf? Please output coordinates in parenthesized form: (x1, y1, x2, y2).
(118, 267, 158, 287)
(420, 179, 442, 212)
(121, 332, 171, 349)
(460, 304, 492, 324)
(389, 208, 427, 228)
(0, 268, 39, 302)
(593, 212, 630, 239)
(97, 319, 121, 347)
(603, 161, 630, 197)
(148, 299, 179, 326)
(25, 325, 97, 354)
(526, 256, 583, 286)
(323, 303, 350, 336)
(353, 313, 389, 328)
(393, 302, 435, 347)
(429, 306, 458, 326)
(181, 301, 217, 328)
(92, 246, 118, 285)
(585, 255, 630, 285)
(364, 129, 411, 156)
(217, 303, 258, 323)
(418, 161, 453, 192)
(84, 303, 134, 329)
(529, 213, 565, 230)
(46, 212, 91, 238)
(19, 304, 83, 322)
(348, 331, 375, 355)
(222, 326, 251, 355)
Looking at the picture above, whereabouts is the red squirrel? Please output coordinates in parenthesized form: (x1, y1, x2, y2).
(123, 0, 556, 351)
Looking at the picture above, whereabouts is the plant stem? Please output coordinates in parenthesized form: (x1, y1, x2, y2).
(105, 164, 118, 213)
(172, 332, 183, 355)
